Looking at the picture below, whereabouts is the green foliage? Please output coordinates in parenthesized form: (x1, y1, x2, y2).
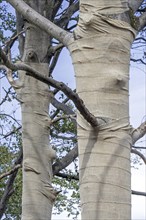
(0, 112, 22, 219)
(6, 170, 22, 220)
(0, 2, 16, 44)
(53, 176, 80, 219)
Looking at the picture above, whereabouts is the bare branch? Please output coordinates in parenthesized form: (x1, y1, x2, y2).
(134, 36, 146, 42)
(6, 0, 73, 47)
(49, 48, 63, 76)
(53, 145, 78, 175)
(131, 121, 146, 144)
(2, 125, 22, 139)
(55, 1, 79, 28)
(128, 0, 145, 12)
(52, 114, 76, 124)
(0, 164, 22, 180)
(55, 172, 79, 181)
(0, 87, 12, 106)
(130, 58, 146, 65)
(132, 145, 146, 149)
(138, 12, 146, 31)
(131, 148, 146, 164)
(132, 190, 146, 196)
(0, 47, 98, 127)
(3, 30, 25, 53)
(51, 94, 75, 120)
(0, 151, 22, 218)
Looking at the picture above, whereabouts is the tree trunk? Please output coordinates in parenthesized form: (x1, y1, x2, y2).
(16, 1, 56, 219)
(68, 1, 136, 219)
(19, 63, 56, 220)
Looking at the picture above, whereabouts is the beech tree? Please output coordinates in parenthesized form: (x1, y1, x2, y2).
(0, 0, 146, 219)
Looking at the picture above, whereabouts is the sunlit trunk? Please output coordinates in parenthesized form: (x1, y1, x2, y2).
(69, 0, 136, 219)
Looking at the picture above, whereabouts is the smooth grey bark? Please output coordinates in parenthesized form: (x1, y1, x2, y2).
(14, 1, 57, 219)
(68, 0, 137, 219)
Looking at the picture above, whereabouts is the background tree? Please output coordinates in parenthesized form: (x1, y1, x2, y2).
(0, 0, 146, 219)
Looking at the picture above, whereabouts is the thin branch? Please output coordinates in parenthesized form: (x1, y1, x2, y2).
(49, 48, 63, 76)
(134, 36, 146, 42)
(3, 30, 25, 54)
(0, 151, 23, 218)
(0, 113, 21, 125)
(51, 95, 75, 120)
(132, 145, 146, 149)
(0, 164, 22, 180)
(52, 114, 76, 124)
(130, 58, 146, 65)
(55, 1, 79, 28)
(0, 87, 12, 106)
(128, 0, 145, 13)
(131, 121, 146, 144)
(6, 0, 73, 47)
(131, 148, 146, 164)
(132, 190, 146, 196)
(138, 12, 146, 31)
(53, 145, 78, 175)
(51, 133, 76, 141)
(2, 125, 22, 139)
(55, 172, 79, 181)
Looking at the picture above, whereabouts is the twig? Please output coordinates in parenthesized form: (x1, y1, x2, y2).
(131, 121, 146, 144)
(0, 151, 23, 218)
(132, 190, 146, 197)
(52, 114, 76, 124)
(0, 164, 22, 180)
(0, 87, 12, 106)
(131, 148, 146, 164)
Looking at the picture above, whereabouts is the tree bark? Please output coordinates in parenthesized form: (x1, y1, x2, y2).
(15, 1, 56, 219)
(68, 1, 136, 219)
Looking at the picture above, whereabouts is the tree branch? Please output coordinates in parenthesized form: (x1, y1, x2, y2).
(130, 58, 146, 65)
(55, 172, 79, 181)
(131, 148, 146, 164)
(131, 121, 146, 144)
(52, 114, 76, 124)
(132, 145, 146, 149)
(6, 0, 73, 47)
(51, 96, 76, 127)
(0, 87, 12, 106)
(0, 164, 22, 180)
(55, 1, 79, 28)
(138, 12, 146, 31)
(128, 0, 145, 13)
(53, 145, 78, 175)
(132, 190, 146, 196)
(0, 47, 98, 127)
(1, 125, 22, 139)
(0, 151, 23, 218)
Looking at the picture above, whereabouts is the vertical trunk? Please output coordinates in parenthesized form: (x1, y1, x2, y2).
(20, 63, 55, 220)
(16, 1, 56, 219)
(69, 1, 136, 219)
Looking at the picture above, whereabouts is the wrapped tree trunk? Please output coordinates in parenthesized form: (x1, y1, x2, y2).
(68, 0, 136, 219)
(16, 1, 56, 219)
